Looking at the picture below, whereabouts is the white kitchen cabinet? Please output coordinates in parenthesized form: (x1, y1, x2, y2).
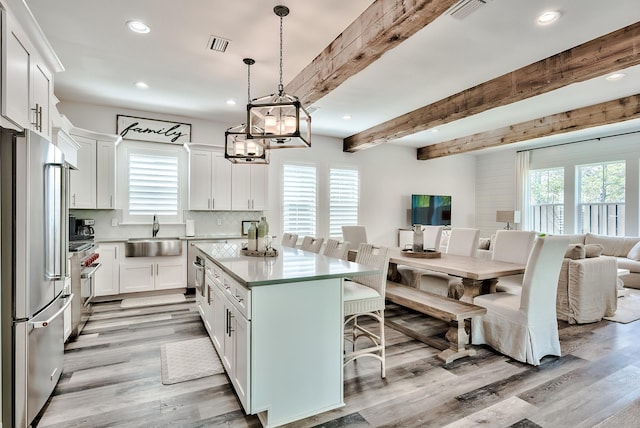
(69, 136, 96, 209)
(188, 148, 232, 210)
(94, 244, 119, 296)
(231, 163, 268, 211)
(119, 257, 185, 293)
(1, 4, 59, 136)
(69, 129, 119, 209)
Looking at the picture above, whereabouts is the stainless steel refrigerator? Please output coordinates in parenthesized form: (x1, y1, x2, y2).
(1, 128, 73, 427)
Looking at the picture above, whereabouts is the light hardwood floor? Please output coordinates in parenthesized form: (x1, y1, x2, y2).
(33, 293, 640, 427)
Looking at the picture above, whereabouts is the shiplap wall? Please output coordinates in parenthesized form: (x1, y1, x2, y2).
(476, 132, 640, 238)
(475, 149, 518, 238)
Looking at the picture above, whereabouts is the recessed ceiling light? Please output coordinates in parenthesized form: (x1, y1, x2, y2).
(605, 73, 626, 82)
(135, 81, 149, 89)
(343, 115, 352, 120)
(536, 10, 561, 26)
(226, 99, 236, 105)
(127, 20, 150, 34)
(431, 128, 440, 133)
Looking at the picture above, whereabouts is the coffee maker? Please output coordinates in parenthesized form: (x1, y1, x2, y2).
(76, 218, 96, 240)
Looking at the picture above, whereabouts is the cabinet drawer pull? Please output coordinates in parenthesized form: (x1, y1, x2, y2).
(235, 295, 243, 303)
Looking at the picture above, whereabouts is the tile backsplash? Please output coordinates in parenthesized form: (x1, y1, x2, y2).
(71, 209, 263, 240)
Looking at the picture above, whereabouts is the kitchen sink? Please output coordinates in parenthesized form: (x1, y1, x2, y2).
(125, 237, 182, 257)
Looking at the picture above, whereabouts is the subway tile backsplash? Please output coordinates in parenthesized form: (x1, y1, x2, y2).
(70, 209, 262, 240)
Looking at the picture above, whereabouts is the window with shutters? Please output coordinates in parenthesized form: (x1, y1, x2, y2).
(282, 164, 317, 237)
(329, 168, 359, 238)
(121, 143, 184, 224)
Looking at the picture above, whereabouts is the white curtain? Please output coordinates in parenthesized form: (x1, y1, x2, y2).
(515, 151, 530, 230)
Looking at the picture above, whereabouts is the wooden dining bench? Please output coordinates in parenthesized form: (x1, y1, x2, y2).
(385, 281, 486, 364)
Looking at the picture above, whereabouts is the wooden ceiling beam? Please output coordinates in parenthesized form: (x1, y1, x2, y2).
(344, 22, 640, 153)
(416, 95, 640, 160)
(284, 0, 461, 107)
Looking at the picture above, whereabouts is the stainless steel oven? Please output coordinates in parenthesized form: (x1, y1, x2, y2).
(193, 255, 206, 299)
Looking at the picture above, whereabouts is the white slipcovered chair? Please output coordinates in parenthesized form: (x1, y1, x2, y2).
(341, 225, 368, 248)
(471, 236, 570, 365)
(343, 243, 390, 378)
(323, 239, 350, 260)
(492, 230, 537, 294)
(300, 236, 324, 253)
(281, 233, 298, 248)
(405, 227, 479, 299)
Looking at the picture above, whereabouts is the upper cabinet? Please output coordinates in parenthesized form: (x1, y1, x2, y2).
(69, 128, 121, 209)
(188, 145, 268, 212)
(231, 164, 268, 211)
(188, 147, 232, 211)
(1, 1, 63, 138)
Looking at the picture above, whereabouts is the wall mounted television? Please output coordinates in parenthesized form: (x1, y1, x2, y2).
(411, 194, 452, 226)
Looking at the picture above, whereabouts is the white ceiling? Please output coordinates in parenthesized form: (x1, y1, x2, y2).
(26, 0, 640, 154)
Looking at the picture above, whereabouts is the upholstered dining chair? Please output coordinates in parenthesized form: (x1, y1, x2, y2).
(323, 239, 351, 260)
(300, 236, 324, 253)
(341, 225, 368, 248)
(471, 236, 570, 365)
(409, 227, 480, 298)
(343, 243, 390, 378)
(492, 230, 537, 294)
(281, 233, 298, 248)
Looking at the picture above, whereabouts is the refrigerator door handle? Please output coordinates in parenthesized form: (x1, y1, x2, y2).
(44, 162, 66, 280)
(30, 294, 74, 329)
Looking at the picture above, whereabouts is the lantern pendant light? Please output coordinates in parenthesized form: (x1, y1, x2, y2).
(247, 5, 311, 149)
(225, 58, 269, 164)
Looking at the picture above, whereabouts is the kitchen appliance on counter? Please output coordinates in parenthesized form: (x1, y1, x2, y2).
(1, 128, 74, 427)
(69, 217, 95, 241)
(68, 242, 101, 337)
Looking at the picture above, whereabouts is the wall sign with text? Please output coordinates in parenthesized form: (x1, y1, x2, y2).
(116, 115, 192, 144)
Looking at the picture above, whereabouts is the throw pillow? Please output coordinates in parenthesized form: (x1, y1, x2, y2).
(628, 241, 640, 261)
(585, 244, 603, 258)
(478, 238, 491, 250)
(565, 243, 586, 260)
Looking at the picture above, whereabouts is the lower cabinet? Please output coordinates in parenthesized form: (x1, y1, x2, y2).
(119, 257, 185, 293)
(95, 244, 119, 296)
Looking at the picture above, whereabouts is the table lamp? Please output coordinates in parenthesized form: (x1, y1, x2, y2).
(496, 210, 521, 230)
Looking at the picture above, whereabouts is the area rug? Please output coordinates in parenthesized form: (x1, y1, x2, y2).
(120, 293, 185, 309)
(160, 337, 223, 385)
(604, 289, 640, 324)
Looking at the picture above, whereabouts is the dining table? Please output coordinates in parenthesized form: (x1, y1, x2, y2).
(385, 247, 526, 302)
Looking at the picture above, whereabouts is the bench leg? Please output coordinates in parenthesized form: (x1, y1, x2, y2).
(438, 319, 476, 364)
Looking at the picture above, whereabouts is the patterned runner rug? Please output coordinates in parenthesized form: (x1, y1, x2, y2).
(161, 337, 223, 385)
(120, 293, 185, 308)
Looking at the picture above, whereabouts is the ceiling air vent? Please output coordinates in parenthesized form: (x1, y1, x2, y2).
(447, 0, 489, 20)
(208, 35, 230, 53)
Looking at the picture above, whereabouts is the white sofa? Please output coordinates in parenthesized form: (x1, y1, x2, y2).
(478, 232, 640, 289)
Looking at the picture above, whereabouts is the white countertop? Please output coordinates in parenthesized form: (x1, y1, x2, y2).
(196, 242, 379, 287)
(95, 234, 244, 243)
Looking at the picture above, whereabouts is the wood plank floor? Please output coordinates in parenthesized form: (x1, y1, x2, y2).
(33, 293, 640, 427)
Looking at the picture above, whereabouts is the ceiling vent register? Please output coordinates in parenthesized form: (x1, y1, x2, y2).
(447, 0, 489, 20)
(208, 35, 230, 52)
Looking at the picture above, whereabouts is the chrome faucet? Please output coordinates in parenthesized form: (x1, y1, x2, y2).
(152, 214, 159, 237)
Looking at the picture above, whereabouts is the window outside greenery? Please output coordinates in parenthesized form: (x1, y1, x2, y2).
(529, 168, 564, 234)
(578, 161, 625, 235)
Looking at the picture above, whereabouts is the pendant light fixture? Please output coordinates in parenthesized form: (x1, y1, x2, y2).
(225, 58, 269, 164)
(247, 5, 311, 149)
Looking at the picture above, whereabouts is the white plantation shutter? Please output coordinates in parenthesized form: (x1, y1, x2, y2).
(128, 153, 179, 216)
(283, 164, 316, 236)
(329, 168, 359, 238)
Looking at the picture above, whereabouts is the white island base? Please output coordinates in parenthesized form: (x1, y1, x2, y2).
(195, 244, 377, 427)
(251, 278, 344, 427)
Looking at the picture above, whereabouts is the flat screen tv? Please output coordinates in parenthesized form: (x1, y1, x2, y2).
(411, 194, 452, 226)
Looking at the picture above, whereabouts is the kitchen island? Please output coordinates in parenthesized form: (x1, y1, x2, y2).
(194, 243, 378, 428)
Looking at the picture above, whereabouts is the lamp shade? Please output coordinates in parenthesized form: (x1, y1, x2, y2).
(496, 210, 520, 223)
